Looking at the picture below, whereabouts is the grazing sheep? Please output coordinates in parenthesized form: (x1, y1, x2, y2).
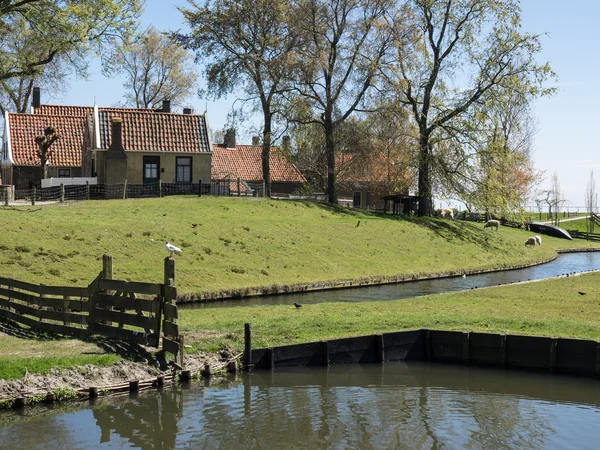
(525, 236, 537, 248)
(534, 235, 542, 246)
(483, 219, 500, 232)
(439, 208, 454, 219)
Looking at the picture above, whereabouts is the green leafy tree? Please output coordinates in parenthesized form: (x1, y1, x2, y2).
(104, 26, 198, 109)
(178, 0, 297, 198)
(0, 0, 142, 82)
(386, 0, 555, 216)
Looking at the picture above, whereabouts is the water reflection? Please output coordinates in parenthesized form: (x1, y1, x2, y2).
(186, 251, 600, 308)
(2, 362, 600, 449)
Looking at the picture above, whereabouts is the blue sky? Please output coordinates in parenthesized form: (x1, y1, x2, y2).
(45, 0, 600, 207)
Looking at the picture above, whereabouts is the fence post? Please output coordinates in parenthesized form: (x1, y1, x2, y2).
(122, 179, 127, 200)
(237, 178, 241, 197)
(164, 256, 175, 287)
(101, 254, 113, 326)
(198, 179, 202, 197)
(3, 189, 8, 206)
(63, 295, 71, 327)
(60, 183, 65, 203)
(86, 181, 90, 200)
(159, 180, 163, 198)
(32, 186, 36, 205)
(40, 283, 46, 323)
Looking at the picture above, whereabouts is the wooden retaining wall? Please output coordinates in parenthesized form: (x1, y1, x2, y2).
(249, 328, 600, 378)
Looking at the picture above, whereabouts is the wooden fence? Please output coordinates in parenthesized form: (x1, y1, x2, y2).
(0, 255, 181, 358)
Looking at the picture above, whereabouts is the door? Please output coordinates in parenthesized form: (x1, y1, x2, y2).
(353, 191, 361, 208)
(143, 156, 160, 196)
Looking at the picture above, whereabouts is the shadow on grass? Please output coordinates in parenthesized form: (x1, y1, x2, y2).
(0, 318, 166, 369)
(309, 201, 495, 248)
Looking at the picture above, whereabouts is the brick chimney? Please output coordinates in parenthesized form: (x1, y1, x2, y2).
(282, 135, 291, 152)
(252, 136, 260, 146)
(107, 117, 126, 159)
(162, 100, 171, 113)
(183, 107, 193, 114)
(32, 87, 41, 109)
(224, 129, 236, 149)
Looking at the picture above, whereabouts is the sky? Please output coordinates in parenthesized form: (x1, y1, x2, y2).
(32, 0, 600, 208)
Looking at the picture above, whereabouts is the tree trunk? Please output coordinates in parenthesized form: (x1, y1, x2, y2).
(325, 118, 337, 204)
(40, 158, 47, 181)
(262, 111, 272, 198)
(417, 134, 432, 216)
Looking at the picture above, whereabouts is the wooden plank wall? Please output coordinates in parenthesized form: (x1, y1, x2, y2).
(250, 329, 600, 378)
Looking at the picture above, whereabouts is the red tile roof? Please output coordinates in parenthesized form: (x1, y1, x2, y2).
(212, 144, 306, 183)
(8, 113, 84, 166)
(98, 110, 211, 153)
(35, 104, 155, 116)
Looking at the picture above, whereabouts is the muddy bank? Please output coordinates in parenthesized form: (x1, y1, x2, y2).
(0, 351, 232, 406)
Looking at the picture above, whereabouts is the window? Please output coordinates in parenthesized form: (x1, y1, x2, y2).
(58, 168, 71, 178)
(176, 157, 192, 183)
(145, 164, 158, 179)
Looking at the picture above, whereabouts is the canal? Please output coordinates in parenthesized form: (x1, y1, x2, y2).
(2, 362, 600, 449)
(187, 251, 600, 308)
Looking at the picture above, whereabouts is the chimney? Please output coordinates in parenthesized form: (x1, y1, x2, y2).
(252, 136, 260, 146)
(162, 99, 171, 113)
(224, 128, 236, 149)
(32, 87, 41, 109)
(282, 135, 291, 152)
(183, 107, 193, 115)
(107, 117, 126, 159)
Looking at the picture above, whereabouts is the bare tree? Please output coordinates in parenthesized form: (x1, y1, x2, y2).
(104, 26, 198, 109)
(35, 126, 61, 180)
(585, 169, 596, 233)
(288, 0, 395, 204)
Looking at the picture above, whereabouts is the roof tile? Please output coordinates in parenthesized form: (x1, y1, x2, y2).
(212, 144, 306, 183)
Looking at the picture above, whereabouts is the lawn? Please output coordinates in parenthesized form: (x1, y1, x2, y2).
(179, 271, 600, 353)
(1, 197, 597, 300)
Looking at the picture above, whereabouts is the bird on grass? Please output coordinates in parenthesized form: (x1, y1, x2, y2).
(165, 241, 183, 256)
(578, 291, 586, 296)
(294, 302, 302, 308)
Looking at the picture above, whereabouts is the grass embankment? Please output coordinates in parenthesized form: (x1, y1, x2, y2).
(180, 272, 600, 353)
(0, 197, 598, 380)
(1, 197, 596, 296)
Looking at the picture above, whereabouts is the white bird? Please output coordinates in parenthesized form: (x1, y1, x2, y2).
(165, 241, 183, 256)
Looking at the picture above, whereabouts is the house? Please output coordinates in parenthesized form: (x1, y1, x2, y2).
(335, 152, 413, 209)
(211, 130, 306, 196)
(1, 87, 213, 191)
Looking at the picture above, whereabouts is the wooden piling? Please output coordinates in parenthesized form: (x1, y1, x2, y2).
(376, 334, 385, 363)
(201, 363, 212, 378)
(89, 387, 98, 398)
(320, 341, 329, 366)
(156, 375, 165, 387)
(180, 370, 191, 381)
(244, 322, 252, 369)
(129, 380, 139, 392)
(14, 397, 26, 408)
(227, 361, 238, 373)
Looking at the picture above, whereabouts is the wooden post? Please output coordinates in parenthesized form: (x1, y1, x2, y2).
(40, 284, 47, 323)
(549, 338, 558, 372)
(60, 183, 65, 203)
(237, 178, 241, 197)
(244, 322, 252, 368)
(89, 387, 98, 398)
(32, 186, 36, 205)
(180, 370, 191, 381)
(198, 179, 202, 197)
(462, 332, 470, 364)
(122, 179, 127, 199)
(376, 334, 385, 363)
(156, 375, 165, 387)
(63, 295, 71, 326)
(320, 341, 329, 366)
(500, 334, 507, 368)
(103, 254, 113, 280)
(179, 335, 185, 369)
(164, 256, 176, 287)
(267, 348, 275, 370)
(3, 189, 8, 206)
(8, 285, 14, 312)
(227, 361, 237, 373)
(129, 380, 139, 392)
(86, 181, 90, 200)
(14, 397, 26, 408)
(159, 180, 162, 197)
(101, 254, 113, 326)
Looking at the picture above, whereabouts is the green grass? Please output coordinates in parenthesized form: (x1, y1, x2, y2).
(0, 334, 120, 380)
(561, 217, 597, 233)
(179, 271, 600, 353)
(0, 197, 597, 298)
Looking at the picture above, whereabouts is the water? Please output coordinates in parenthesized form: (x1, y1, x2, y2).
(188, 251, 600, 308)
(2, 362, 600, 449)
